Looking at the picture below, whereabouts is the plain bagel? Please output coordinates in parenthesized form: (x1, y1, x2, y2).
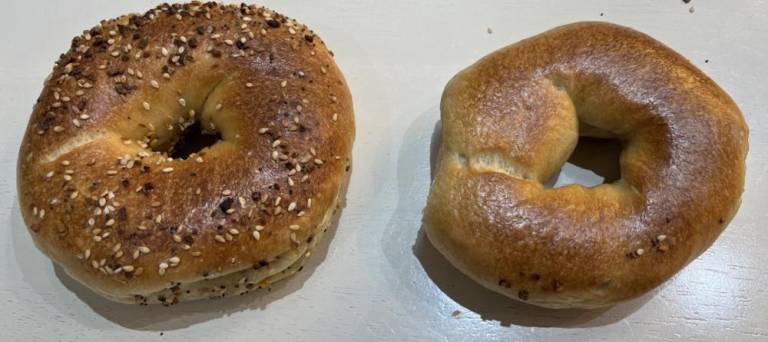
(17, 2, 354, 305)
(424, 22, 748, 308)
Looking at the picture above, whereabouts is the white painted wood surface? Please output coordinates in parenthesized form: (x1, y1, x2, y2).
(1, 1, 767, 341)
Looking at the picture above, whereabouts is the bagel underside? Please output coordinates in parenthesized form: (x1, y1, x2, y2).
(57, 186, 342, 305)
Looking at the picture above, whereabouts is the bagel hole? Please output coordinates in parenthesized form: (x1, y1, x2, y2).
(545, 137, 622, 188)
(163, 120, 221, 159)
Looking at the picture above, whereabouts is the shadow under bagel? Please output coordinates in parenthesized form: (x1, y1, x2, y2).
(389, 107, 657, 328)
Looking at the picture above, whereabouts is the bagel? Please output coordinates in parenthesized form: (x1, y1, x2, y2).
(17, 2, 354, 305)
(424, 22, 748, 309)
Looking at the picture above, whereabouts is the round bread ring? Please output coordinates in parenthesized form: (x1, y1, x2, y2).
(424, 22, 748, 309)
(17, 3, 354, 305)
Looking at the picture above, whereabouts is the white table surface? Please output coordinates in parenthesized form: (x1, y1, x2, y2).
(2, 1, 767, 341)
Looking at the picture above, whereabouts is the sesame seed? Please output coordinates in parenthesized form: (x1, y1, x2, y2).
(290, 232, 299, 244)
(216, 103, 223, 111)
(281, 80, 287, 87)
(162, 167, 174, 173)
(252, 230, 261, 240)
(122, 265, 135, 272)
(636, 248, 645, 256)
(53, 125, 64, 133)
(105, 219, 115, 226)
(226, 208, 236, 214)
(191, 251, 202, 257)
(272, 140, 281, 147)
(314, 159, 324, 165)
(288, 27, 296, 34)
(106, 170, 118, 175)
(307, 198, 312, 208)
(215, 235, 226, 243)
(178, 98, 186, 107)
(70, 191, 79, 199)
(297, 211, 306, 217)
(289, 224, 300, 230)
(288, 202, 297, 211)
(142, 102, 151, 111)
(138, 246, 150, 254)
(161, 47, 169, 56)
(258, 127, 269, 134)
(173, 234, 182, 243)
(246, 82, 254, 88)
(229, 228, 240, 235)
(196, 157, 204, 163)
(224, 39, 234, 46)
(150, 80, 160, 89)
(45, 171, 54, 178)
(255, 225, 265, 231)
(84, 249, 91, 260)
(63, 175, 72, 181)
(332, 113, 338, 121)
(271, 151, 279, 160)
(169, 256, 181, 265)
(222, 189, 232, 196)
(657, 235, 667, 242)
(158, 263, 168, 275)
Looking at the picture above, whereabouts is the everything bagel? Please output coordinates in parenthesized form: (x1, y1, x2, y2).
(424, 22, 748, 308)
(17, 2, 354, 304)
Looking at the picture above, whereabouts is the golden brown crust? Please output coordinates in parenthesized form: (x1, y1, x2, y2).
(424, 22, 748, 308)
(17, 2, 354, 305)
